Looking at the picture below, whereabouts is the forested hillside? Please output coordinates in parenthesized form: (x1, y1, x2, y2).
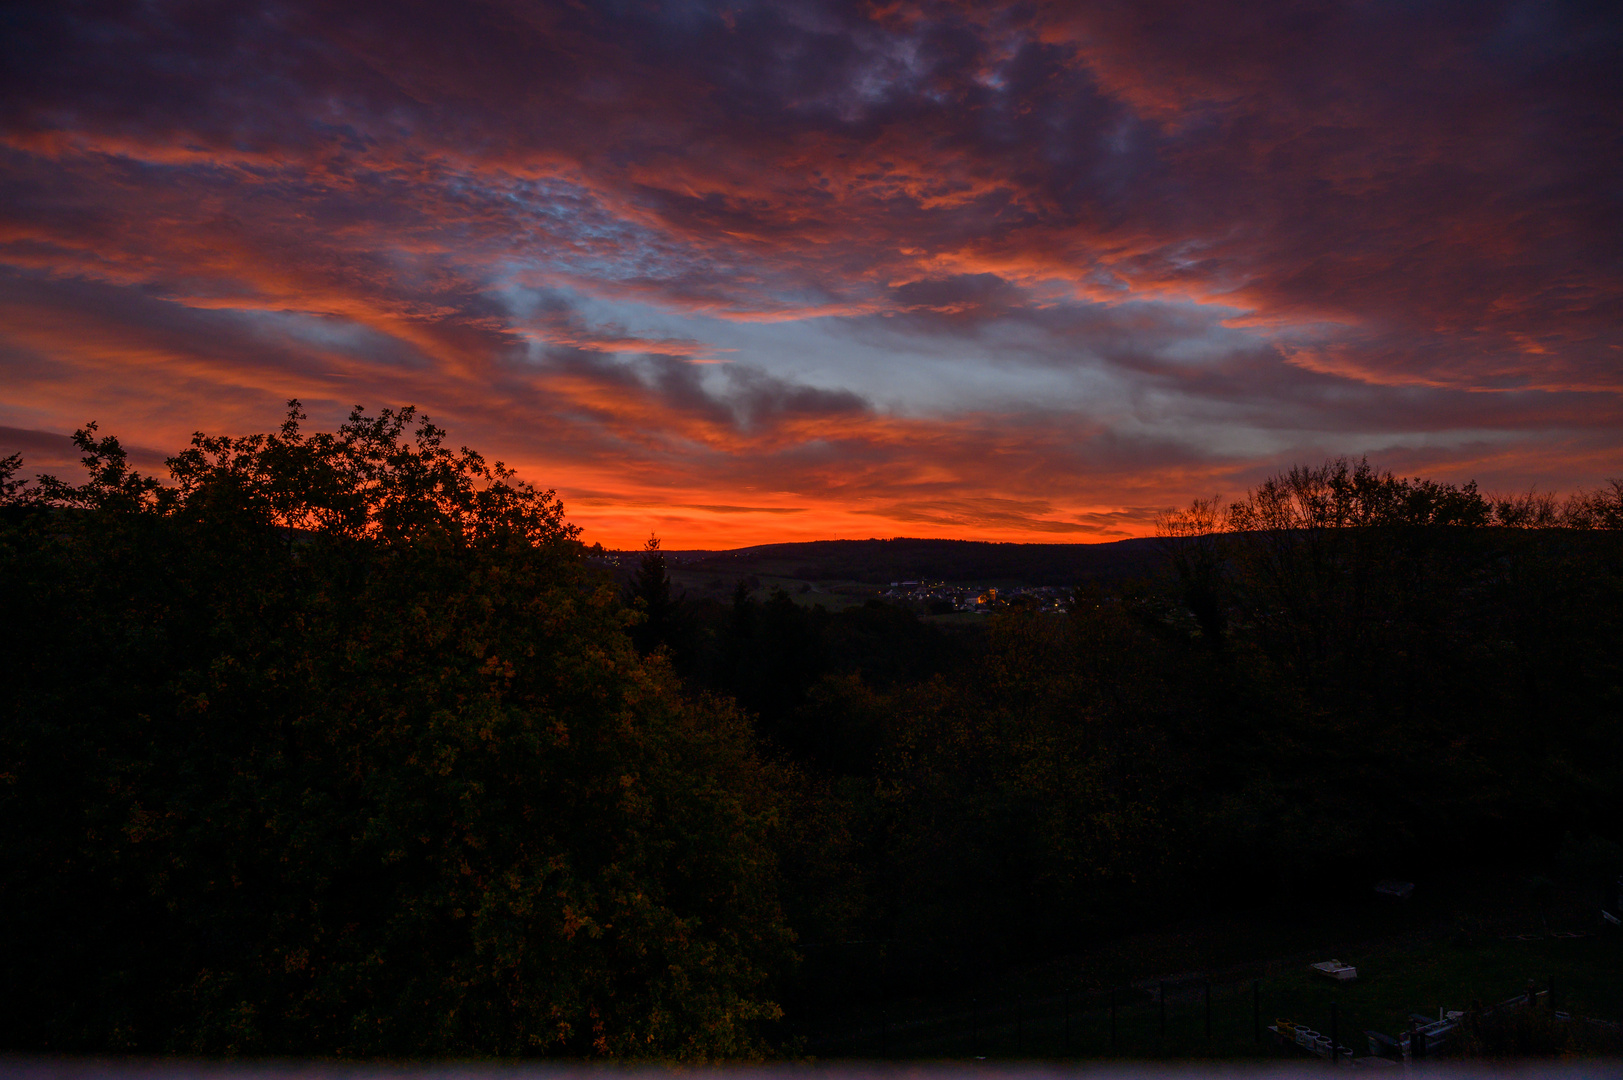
(3, 411, 1620, 1057)
(681, 536, 1163, 586)
(0, 407, 788, 1057)
(630, 460, 1623, 1001)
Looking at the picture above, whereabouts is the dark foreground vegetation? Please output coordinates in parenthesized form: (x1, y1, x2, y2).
(2, 406, 1621, 1059)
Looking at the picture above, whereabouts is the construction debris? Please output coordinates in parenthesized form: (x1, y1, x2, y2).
(1311, 959, 1358, 981)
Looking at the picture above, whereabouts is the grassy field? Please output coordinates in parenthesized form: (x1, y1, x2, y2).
(662, 562, 879, 610)
(793, 885, 1623, 1061)
(805, 933, 1620, 1060)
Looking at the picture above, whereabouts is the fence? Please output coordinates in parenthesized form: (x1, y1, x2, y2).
(803, 972, 1571, 1061)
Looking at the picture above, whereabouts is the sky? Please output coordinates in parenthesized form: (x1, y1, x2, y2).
(2, 0, 1620, 548)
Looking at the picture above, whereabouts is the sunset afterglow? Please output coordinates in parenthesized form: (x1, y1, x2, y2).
(2, 1, 1618, 548)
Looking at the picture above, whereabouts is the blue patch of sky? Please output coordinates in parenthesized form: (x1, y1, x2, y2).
(501, 281, 1279, 428)
(469, 171, 1331, 448)
(238, 308, 434, 370)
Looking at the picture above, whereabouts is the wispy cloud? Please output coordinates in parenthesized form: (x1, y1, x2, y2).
(1, 0, 1617, 546)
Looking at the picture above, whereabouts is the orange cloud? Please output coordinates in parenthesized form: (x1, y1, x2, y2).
(2, 0, 1619, 551)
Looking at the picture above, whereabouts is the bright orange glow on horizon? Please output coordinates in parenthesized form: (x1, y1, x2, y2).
(2, 1, 1618, 538)
(559, 501, 1149, 552)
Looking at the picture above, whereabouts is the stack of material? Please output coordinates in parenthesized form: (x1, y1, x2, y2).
(1269, 1019, 1355, 1061)
(1310, 959, 1358, 981)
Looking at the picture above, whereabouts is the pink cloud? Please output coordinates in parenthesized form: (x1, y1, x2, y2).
(1, 0, 1618, 546)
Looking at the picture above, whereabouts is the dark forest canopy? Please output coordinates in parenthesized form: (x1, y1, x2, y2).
(0, 405, 789, 1058)
(3, 415, 1622, 1059)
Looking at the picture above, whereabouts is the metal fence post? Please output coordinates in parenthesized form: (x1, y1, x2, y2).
(1160, 981, 1168, 1045)
(1254, 980, 1261, 1044)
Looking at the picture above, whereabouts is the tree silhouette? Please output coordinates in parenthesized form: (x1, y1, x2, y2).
(0, 403, 789, 1058)
(1155, 495, 1228, 648)
(625, 533, 686, 657)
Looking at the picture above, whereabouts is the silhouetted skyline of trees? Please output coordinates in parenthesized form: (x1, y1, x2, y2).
(2, 414, 1620, 1057)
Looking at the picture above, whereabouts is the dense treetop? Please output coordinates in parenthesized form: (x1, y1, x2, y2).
(0, 404, 788, 1057)
(2, 416, 1620, 1058)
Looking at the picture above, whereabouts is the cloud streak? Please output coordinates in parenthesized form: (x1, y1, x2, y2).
(1, 0, 1618, 546)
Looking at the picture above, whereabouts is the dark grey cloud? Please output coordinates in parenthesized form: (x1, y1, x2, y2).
(1, 0, 1619, 544)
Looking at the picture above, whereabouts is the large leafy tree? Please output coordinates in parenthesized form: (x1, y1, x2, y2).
(0, 404, 790, 1057)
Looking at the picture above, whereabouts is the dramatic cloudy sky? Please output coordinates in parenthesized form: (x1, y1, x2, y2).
(2, 1, 1619, 546)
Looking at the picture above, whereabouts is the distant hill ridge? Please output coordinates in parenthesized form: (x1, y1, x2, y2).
(648, 536, 1165, 587)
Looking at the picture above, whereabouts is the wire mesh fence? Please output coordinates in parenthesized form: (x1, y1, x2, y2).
(803, 969, 1591, 1062)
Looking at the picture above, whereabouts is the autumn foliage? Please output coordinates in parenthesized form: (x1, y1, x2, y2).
(0, 405, 788, 1057)
(3, 418, 1621, 1058)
